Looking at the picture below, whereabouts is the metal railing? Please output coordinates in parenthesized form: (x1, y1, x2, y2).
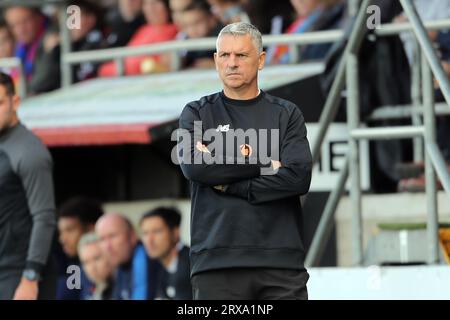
(305, 0, 450, 268)
(60, 18, 450, 85)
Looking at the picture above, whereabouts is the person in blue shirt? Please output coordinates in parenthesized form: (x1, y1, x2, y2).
(95, 213, 162, 300)
(140, 207, 192, 300)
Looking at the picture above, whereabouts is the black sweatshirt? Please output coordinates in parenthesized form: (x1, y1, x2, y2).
(178, 90, 312, 277)
(0, 123, 56, 276)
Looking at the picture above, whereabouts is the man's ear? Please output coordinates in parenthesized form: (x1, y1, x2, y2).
(214, 52, 219, 71)
(258, 51, 266, 70)
(12, 95, 20, 113)
(173, 227, 180, 243)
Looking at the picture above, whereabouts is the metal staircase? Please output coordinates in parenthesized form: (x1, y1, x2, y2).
(305, 0, 450, 267)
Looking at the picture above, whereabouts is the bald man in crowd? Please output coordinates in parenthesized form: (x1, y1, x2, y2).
(95, 213, 162, 300)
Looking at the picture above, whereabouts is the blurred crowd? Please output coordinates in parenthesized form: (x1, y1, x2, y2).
(56, 196, 191, 300)
(0, 0, 348, 95)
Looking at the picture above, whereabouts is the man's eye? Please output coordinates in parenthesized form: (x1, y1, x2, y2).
(220, 53, 229, 57)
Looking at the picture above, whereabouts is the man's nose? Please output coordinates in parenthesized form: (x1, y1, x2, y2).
(228, 54, 239, 68)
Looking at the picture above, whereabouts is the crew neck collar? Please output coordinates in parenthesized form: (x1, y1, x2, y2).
(220, 89, 264, 106)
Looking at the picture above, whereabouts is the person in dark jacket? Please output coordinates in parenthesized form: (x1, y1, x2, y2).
(4, 6, 60, 95)
(68, 0, 107, 83)
(105, 0, 146, 48)
(178, 22, 312, 300)
(0, 72, 56, 299)
(179, 0, 223, 69)
(140, 207, 192, 300)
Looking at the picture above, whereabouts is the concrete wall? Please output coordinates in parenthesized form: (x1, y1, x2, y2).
(308, 265, 450, 299)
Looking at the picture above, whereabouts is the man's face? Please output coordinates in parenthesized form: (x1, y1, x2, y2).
(58, 217, 88, 258)
(180, 9, 215, 39)
(0, 28, 14, 59)
(143, 0, 170, 25)
(214, 34, 265, 92)
(79, 242, 113, 284)
(141, 216, 177, 260)
(5, 7, 41, 45)
(119, 0, 143, 19)
(169, 0, 192, 27)
(0, 86, 19, 133)
(96, 217, 135, 268)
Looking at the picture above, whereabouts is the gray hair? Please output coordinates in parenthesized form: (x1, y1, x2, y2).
(216, 22, 263, 54)
(77, 232, 100, 254)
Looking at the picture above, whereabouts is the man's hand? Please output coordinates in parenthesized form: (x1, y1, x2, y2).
(271, 160, 282, 171)
(196, 141, 211, 153)
(13, 278, 39, 300)
(239, 144, 253, 157)
(213, 185, 228, 192)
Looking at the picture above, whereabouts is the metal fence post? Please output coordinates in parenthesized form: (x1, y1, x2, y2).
(347, 53, 363, 266)
(422, 52, 440, 264)
(411, 40, 424, 162)
(305, 156, 349, 267)
(17, 59, 27, 99)
(349, 0, 361, 18)
(115, 58, 125, 76)
(59, 4, 73, 88)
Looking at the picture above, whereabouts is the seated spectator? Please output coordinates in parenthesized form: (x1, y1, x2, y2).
(105, 0, 146, 48)
(78, 232, 114, 300)
(98, 0, 178, 77)
(69, 0, 107, 83)
(241, 0, 296, 35)
(269, 0, 345, 64)
(4, 6, 60, 94)
(56, 196, 104, 300)
(140, 207, 192, 300)
(207, 0, 250, 25)
(95, 213, 162, 300)
(179, 0, 222, 69)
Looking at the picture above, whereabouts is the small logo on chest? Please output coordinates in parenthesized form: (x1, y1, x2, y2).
(216, 124, 230, 132)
